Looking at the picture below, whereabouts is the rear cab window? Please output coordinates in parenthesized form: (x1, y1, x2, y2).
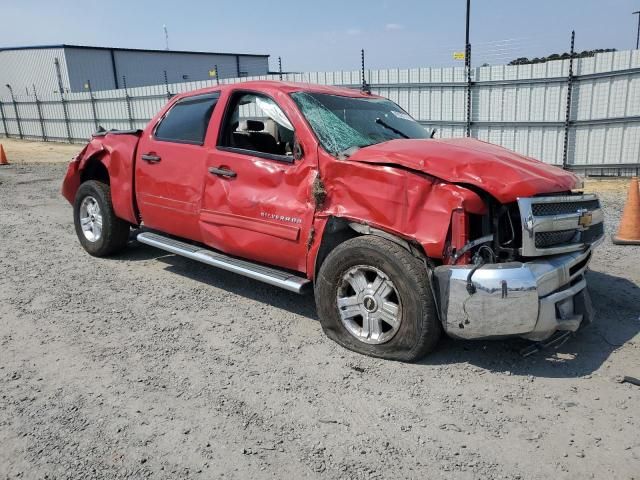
(154, 92, 220, 145)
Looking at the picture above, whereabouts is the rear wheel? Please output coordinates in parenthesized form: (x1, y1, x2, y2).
(73, 180, 130, 257)
(315, 236, 441, 362)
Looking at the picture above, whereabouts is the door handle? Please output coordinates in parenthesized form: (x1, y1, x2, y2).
(141, 153, 161, 163)
(209, 166, 237, 178)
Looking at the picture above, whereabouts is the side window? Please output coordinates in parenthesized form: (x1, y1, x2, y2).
(219, 92, 295, 159)
(154, 93, 219, 145)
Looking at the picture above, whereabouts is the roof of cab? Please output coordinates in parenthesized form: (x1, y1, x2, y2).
(176, 80, 378, 100)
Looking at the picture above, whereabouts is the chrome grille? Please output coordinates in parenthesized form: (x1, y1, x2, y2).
(535, 229, 578, 248)
(532, 200, 600, 216)
(518, 194, 604, 256)
(581, 222, 604, 244)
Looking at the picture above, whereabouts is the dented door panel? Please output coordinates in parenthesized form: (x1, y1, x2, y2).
(200, 149, 317, 272)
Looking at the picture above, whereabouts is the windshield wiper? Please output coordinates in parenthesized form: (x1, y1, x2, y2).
(375, 117, 410, 139)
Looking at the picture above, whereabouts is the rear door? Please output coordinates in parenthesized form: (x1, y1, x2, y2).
(199, 90, 317, 273)
(135, 92, 220, 240)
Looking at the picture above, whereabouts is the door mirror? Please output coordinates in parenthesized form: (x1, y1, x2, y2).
(293, 138, 304, 161)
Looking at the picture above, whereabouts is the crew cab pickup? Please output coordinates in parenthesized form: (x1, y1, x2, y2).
(62, 81, 604, 361)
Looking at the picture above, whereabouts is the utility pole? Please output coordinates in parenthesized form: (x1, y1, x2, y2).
(634, 11, 640, 49)
(465, 0, 472, 137)
(278, 56, 283, 81)
(465, 0, 471, 67)
(163, 24, 169, 50)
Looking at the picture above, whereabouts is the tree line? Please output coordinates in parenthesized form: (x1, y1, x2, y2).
(508, 48, 616, 65)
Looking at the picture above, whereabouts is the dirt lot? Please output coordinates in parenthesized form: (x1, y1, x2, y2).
(0, 138, 82, 164)
(1, 140, 638, 480)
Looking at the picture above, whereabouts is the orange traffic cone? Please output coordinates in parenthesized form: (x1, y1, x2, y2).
(0, 144, 8, 165)
(612, 177, 640, 245)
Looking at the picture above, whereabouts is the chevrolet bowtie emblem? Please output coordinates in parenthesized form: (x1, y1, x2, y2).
(578, 211, 593, 227)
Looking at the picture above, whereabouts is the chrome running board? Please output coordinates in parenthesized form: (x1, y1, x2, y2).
(137, 232, 311, 294)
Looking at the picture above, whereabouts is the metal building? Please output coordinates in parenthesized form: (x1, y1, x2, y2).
(0, 44, 270, 95)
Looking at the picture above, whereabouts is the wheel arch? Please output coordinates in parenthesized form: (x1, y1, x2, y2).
(313, 216, 430, 279)
(80, 154, 110, 185)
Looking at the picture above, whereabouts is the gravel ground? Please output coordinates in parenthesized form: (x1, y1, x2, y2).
(0, 146, 639, 479)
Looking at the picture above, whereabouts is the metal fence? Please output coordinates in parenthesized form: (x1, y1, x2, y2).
(1, 49, 639, 175)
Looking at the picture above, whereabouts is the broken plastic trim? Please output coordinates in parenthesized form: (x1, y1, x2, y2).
(93, 128, 143, 137)
(452, 234, 494, 262)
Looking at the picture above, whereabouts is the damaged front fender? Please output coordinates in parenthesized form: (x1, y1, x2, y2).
(314, 149, 486, 260)
(61, 133, 140, 225)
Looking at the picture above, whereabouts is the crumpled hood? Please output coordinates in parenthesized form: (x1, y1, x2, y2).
(347, 138, 580, 203)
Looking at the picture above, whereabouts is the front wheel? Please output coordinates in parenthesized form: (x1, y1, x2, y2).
(73, 180, 130, 257)
(314, 236, 441, 362)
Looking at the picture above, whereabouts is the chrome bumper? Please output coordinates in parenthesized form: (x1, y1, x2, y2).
(433, 248, 595, 341)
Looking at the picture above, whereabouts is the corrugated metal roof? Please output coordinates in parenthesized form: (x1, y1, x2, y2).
(0, 44, 269, 58)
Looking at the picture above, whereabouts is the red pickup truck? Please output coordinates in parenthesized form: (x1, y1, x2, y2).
(62, 81, 604, 361)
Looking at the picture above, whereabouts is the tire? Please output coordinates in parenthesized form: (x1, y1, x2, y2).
(73, 180, 130, 257)
(315, 236, 441, 362)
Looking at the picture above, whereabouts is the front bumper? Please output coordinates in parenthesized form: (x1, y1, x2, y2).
(433, 248, 595, 341)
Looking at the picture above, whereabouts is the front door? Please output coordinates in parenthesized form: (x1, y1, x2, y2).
(136, 92, 220, 240)
(200, 90, 316, 273)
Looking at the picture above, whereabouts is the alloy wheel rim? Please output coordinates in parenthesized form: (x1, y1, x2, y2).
(79, 196, 103, 242)
(336, 265, 402, 344)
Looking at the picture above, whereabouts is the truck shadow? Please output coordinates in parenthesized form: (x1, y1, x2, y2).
(114, 241, 319, 320)
(116, 243, 638, 379)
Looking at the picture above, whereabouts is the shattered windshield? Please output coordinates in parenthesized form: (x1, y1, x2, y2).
(291, 92, 430, 156)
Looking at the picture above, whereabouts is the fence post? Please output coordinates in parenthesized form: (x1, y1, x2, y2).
(54, 58, 73, 142)
(86, 80, 99, 132)
(361, 50, 366, 89)
(0, 100, 8, 138)
(562, 30, 576, 170)
(33, 85, 47, 142)
(7, 85, 23, 139)
(122, 76, 135, 130)
(163, 70, 172, 100)
(60, 90, 72, 143)
(360, 49, 371, 93)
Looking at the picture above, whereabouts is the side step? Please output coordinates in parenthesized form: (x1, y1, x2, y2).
(137, 232, 311, 294)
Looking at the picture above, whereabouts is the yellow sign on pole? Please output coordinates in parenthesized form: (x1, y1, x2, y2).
(208, 69, 217, 77)
(453, 52, 465, 60)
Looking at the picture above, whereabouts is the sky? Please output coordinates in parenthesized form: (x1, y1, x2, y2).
(1, 0, 639, 72)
